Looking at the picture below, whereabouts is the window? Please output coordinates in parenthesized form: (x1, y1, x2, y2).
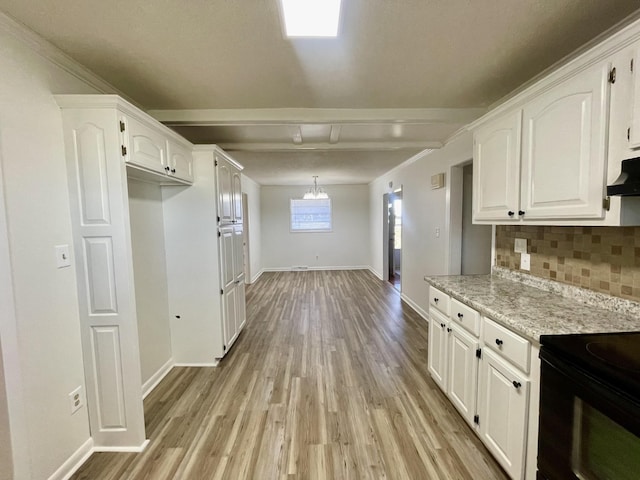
(290, 198, 332, 232)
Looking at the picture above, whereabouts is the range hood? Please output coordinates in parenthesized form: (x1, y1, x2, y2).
(607, 157, 640, 196)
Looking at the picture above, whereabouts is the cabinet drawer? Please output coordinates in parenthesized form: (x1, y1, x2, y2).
(450, 298, 480, 337)
(429, 287, 450, 315)
(482, 317, 530, 373)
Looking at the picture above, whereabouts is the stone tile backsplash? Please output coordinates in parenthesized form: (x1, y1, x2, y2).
(495, 226, 640, 302)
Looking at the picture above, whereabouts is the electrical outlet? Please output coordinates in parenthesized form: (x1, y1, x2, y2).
(514, 238, 527, 254)
(69, 386, 83, 414)
(520, 252, 531, 271)
(435, 228, 440, 238)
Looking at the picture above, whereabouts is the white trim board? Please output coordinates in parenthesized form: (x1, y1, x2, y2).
(173, 362, 220, 368)
(141, 358, 174, 400)
(367, 266, 383, 280)
(262, 265, 371, 272)
(47, 438, 93, 480)
(93, 439, 150, 453)
(249, 269, 264, 284)
(400, 293, 429, 321)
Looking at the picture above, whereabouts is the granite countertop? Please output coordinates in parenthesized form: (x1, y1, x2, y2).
(423, 273, 640, 344)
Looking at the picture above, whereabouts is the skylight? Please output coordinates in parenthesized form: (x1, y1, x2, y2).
(280, 0, 342, 38)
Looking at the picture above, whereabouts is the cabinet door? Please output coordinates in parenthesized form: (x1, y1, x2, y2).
(233, 226, 244, 282)
(216, 156, 233, 224)
(125, 116, 167, 174)
(222, 286, 237, 350)
(447, 324, 479, 426)
(232, 171, 243, 224)
(520, 62, 610, 219)
(428, 311, 448, 392)
(630, 45, 640, 149)
(167, 140, 193, 182)
(235, 281, 247, 333)
(473, 111, 522, 222)
(478, 348, 529, 480)
(220, 227, 235, 291)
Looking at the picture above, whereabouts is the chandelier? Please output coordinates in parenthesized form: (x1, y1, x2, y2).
(303, 176, 329, 199)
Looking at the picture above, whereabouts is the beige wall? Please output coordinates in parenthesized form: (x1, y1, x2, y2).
(0, 15, 102, 478)
(128, 178, 173, 385)
(369, 132, 475, 316)
(261, 184, 369, 270)
(242, 174, 262, 282)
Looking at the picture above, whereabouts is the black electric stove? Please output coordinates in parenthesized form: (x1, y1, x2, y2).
(538, 331, 640, 480)
(540, 331, 640, 402)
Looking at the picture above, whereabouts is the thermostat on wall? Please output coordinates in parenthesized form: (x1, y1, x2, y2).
(431, 173, 445, 189)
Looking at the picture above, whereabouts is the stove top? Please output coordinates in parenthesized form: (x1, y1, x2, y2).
(540, 331, 640, 401)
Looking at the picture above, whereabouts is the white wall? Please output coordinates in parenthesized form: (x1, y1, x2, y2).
(241, 174, 262, 282)
(261, 184, 370, 270)
(0, 14, 104, 479)
(369, 132, 474, 317)
(127, 178, 173, 385)
(461, 164, 492, 274)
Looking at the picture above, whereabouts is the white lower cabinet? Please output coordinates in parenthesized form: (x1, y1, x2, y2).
(428, 311, 449, 391)
(447, 324, 479, 427)
(427, 289, 538, 480)
(478, 348, 529, 480)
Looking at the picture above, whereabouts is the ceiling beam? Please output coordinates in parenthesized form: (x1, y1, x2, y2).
(218, 141, 443, 152)
(148, 108, 487, 125)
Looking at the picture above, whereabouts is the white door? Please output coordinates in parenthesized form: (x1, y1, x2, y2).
(428, 311, 449, 392)
(124, 116, 167, 175)
(232, 171, 243, 224)
(219, 226, 236, 349)
(167, 140, 193, 182)
(235, 281, 247, 333)
(232, 226, 244, 283)
(216, 156, 233, 224)
(478, 348, 529, 480)
(473, 110, 522, 222)
(520, 61, 610, 219)
(447, 324, 479, 426)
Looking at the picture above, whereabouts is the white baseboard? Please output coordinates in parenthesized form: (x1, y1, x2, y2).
(400, 293, 429, 321)
(249, 268, 264, 284)
(367, 266, 383, 280)
(142, 358, 174, 399)
(262, 265, 370, 272)
(93, 439, 150, 453)
(48, 438, 94, 480)
(173, 361, 220, 367)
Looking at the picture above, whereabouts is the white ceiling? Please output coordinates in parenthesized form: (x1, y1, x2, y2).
(1, 0, 639, 184)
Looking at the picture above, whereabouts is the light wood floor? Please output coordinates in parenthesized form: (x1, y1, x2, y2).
(72, 270, 508, 479)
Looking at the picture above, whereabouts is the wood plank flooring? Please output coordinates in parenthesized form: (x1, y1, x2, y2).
(72, 270, 508, 479)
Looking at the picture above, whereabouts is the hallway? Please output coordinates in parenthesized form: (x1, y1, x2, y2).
(72, 270, 507, 479)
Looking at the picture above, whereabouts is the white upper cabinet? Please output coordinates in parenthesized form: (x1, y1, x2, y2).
(125, 115, 168, 175)
(167, 139, 194, 182)
(473, 111, 522, 221)
(630, 45, 640, 149)
(520, 62, 610, 220)
(216, 157, 233, 224)
(232, 171, 243, 224)
(216, 150, 244, 225)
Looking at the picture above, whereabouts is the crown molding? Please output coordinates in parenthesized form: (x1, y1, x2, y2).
(0, 11, 133, 102)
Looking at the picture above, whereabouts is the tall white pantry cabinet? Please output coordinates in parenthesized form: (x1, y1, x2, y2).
(56, 95, 246, 450)
(163, 146, 247, 363)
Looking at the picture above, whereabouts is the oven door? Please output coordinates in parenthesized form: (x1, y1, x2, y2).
(538, 349, 640, 480)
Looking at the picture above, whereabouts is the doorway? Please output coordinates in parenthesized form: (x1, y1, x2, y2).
(387, 189, 403, 291)
(460, 164, 491, 273)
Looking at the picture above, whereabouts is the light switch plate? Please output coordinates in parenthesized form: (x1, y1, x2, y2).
(514, 238, 527, 254)
(55, 244, 71, 268)
(521, 252, 531, 271)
